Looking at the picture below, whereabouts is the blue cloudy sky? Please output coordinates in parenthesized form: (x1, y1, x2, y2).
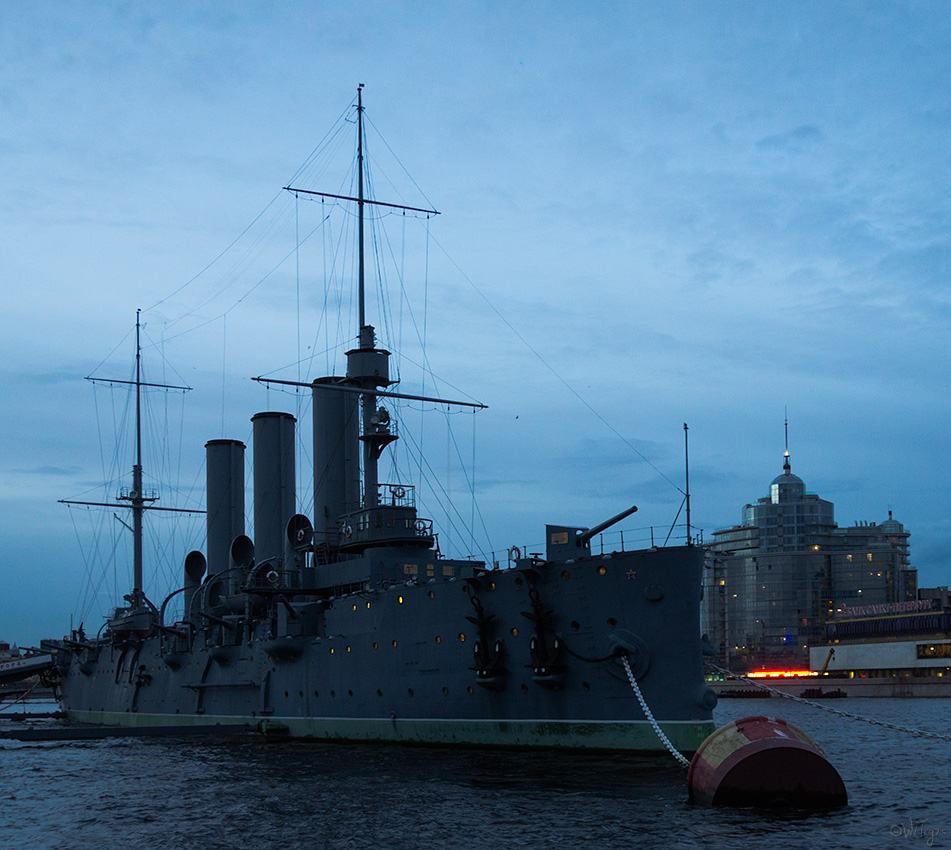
(2, 2, 950, 645)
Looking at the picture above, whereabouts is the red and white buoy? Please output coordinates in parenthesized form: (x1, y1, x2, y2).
(687, 715, 847, 808)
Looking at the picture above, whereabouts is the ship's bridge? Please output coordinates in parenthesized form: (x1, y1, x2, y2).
(339, 483, 435, 552)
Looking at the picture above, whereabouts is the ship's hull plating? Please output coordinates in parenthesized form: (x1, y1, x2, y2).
(57, 545, 717, 752)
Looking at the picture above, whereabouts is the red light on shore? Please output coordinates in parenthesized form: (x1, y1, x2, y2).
(746, 669, 817, 678)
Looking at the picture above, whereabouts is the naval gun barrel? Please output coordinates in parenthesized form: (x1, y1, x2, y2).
(577, 504, 638, 547)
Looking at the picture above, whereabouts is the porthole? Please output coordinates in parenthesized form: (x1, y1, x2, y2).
(489, 582, 496, 590)
(583, 682, 591, 691)
(352, 604, 357, 611)
(428, 590, 435, 599)
(299, 690, 303, 698)
(520, 684, 528, 693)
(511, 627, 519, 637)
(377, 689, 382, 697)
(561, 571, 570, 581)
(458, 633, 466, 642)
(314, 690, 319, 697)
(347, 646, 351, 653)
(392, 640, 398, 648)
(515, 577, 524, 588)
(467, 686, 474, 694)
(607, 617, 617, 628)
(373, 642, 378, 650)
(570, 621, 580, 631)
(348, 690, 353, 697)
(284, 690, 289, 698)
(435, 636, 441, 644)
(408, 688, 414, 696)
(398, 596, 404, 604)
(597, 565, 607, 576)
(442, 687, 449, 695)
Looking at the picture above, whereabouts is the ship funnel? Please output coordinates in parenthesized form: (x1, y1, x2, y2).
(183, 550, 206, 616)
(252, 412, 297, 569)
(205, 439, 246, 596)
(312, 379, 359, 546)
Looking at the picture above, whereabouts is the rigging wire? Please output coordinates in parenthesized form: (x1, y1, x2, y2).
(425, 228, 686, 496)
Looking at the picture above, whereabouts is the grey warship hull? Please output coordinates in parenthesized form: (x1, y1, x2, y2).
(50, 88, 717, 752)
(58, 543, 714, 751)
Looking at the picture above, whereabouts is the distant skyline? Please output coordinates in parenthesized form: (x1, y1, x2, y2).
(2, 2, 950, 645)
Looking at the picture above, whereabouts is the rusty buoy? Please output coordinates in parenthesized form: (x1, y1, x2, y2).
(687, 715, 847, 808)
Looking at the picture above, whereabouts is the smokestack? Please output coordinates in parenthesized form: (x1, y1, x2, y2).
(312, 379, 359, 546)
(205, 439, 246, 595)
(252, 412, 296, 569)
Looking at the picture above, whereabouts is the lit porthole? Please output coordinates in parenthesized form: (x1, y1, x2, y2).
(330, 648, 335, 655)
(346, 646, 351, 653)
(435, 636, 441, 644)
(458, 633, 465, 642)
(366, 601, 371, 609)
(398, 596, 404, 604)
(467, 686, 474, 694)
(428, 590, 435, 599)
(489, 582, 496, 590)
(511, 628, 519, 637)
(392, 640, 397, 648)
(373, 642, 378, 650)
(597, 566, 607, 576)
(352, 604, 357, 611)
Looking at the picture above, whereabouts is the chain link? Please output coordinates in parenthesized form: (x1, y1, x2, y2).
(706, 662, 951, 743)
(621, 655, 691, 767)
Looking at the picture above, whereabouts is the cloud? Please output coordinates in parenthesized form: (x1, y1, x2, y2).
(755, 125, 824, 152)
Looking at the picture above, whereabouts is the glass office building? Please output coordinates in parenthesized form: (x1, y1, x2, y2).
(704, 450, 915, 670)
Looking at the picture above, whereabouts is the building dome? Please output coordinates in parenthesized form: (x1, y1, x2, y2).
(879, 510, 904, 533)
(771, 470, 804, 488)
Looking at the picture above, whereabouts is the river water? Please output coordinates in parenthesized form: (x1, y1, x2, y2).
(0, 698, 948, 849)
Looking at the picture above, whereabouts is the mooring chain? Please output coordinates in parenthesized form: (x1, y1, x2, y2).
(621, 654, 691, 767)
(0, 677, 42, 714)
(706, 662, 951, 743)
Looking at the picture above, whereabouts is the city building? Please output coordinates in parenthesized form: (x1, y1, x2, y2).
(703, 446, 916, 670)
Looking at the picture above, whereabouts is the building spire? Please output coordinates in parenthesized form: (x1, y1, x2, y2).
(783, 408, 791, 475)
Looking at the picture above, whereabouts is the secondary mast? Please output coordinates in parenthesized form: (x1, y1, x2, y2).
(61, 311, 199, 616)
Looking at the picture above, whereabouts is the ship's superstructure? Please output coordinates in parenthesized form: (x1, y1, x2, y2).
(49, 88, 717, 751)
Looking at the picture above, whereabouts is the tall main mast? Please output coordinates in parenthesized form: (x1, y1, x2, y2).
(131, 309, 146, 599)
(357, 83, 366, 330)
